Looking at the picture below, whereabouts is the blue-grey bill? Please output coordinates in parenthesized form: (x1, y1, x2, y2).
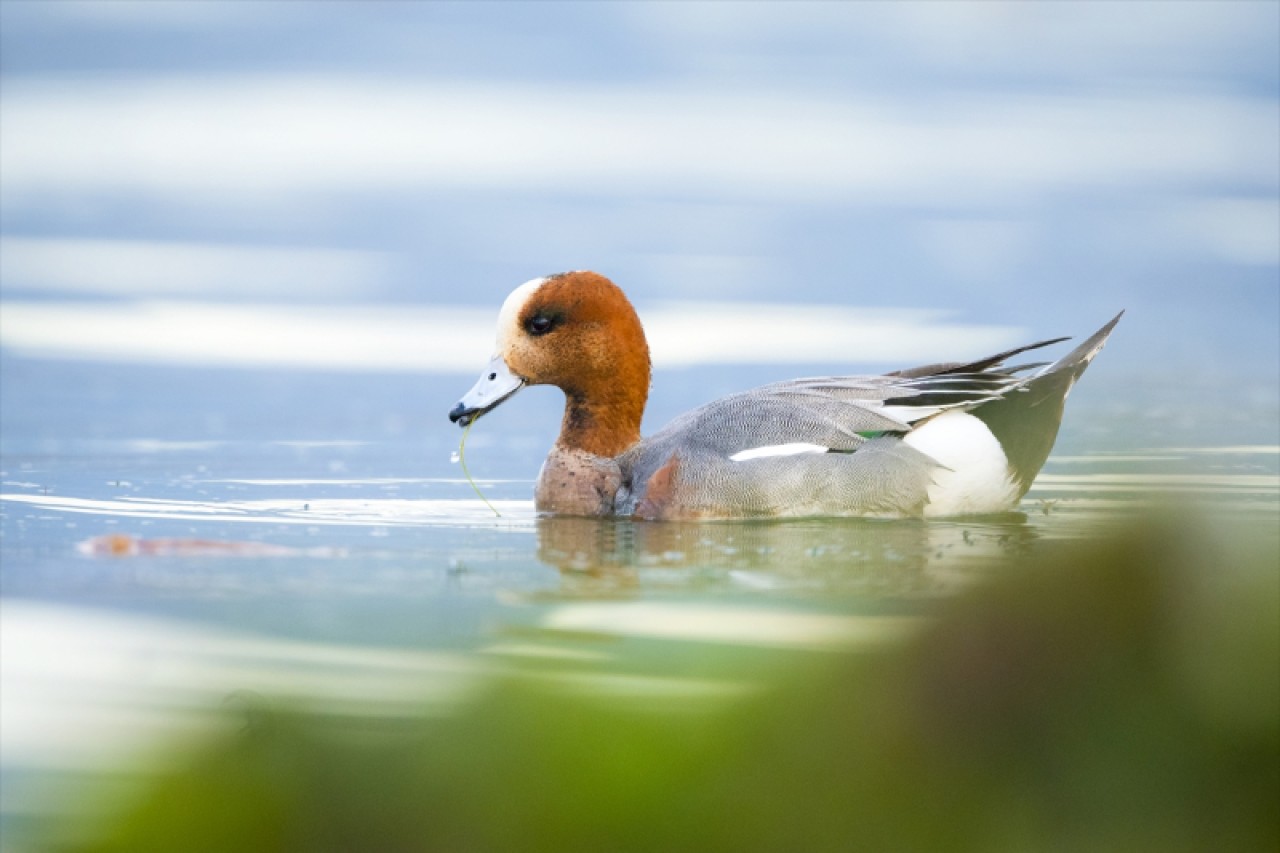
(449, 354, 525, 426)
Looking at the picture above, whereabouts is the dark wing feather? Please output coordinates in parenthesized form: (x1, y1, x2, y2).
(887, 336, 1070, 380)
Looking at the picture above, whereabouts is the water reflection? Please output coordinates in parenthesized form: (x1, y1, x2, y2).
(2, 445, 1277, 851)
(534, 514, 1039, 598)
(11, 514, 1276, 853)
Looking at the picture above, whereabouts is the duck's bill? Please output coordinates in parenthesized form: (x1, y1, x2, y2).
(448, 355, 526, 427)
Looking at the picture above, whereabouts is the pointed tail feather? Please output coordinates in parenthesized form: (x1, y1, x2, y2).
(1037, 310, 1125, 380)
(972, 311, 1123, 496)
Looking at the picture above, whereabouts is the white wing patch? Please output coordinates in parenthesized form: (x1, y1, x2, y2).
(730, 443, 829, 462)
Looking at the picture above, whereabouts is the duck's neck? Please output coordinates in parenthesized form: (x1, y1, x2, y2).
(557, 385, 646, 458)
(555, 338, 650, 458)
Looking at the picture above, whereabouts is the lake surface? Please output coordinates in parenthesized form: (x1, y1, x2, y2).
(1, 355, 1277, 849)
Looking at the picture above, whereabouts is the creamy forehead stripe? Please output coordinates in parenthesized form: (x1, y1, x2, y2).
(494, 277, 546, 350)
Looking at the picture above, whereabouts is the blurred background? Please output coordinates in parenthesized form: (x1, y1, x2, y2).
(2, 0, 1277, 392)
(1, 3, 1278, 850)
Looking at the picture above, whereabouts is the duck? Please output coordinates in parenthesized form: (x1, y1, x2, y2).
(448, 271, 1121, 520)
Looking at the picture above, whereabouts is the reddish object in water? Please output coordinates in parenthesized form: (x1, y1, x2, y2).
(78, 534, 298, 558)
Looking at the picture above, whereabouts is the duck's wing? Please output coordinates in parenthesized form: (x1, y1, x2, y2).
(625, 338, 1061, 481)
(618, 313, 1123, 519)
(617, 380, 942, 519)
(620, 435, 938, 519)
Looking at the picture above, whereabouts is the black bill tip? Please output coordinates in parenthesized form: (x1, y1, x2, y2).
(448, 402, 476, 426)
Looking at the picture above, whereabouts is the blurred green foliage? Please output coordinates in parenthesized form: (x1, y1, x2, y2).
(65, 515, 1278, 853)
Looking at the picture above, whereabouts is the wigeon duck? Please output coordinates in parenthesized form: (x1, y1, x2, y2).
(449, 271, 1121, 520)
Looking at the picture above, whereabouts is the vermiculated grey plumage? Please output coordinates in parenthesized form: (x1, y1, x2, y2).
(615, 312, 1123, 518)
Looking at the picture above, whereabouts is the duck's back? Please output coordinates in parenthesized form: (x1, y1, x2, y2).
(616, 312, 1121, 520)
(615, 388, 940, 519)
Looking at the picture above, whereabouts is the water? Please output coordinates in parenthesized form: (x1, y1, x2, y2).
(2, 355, 1277, 850)
(2, 3, 1277, 846)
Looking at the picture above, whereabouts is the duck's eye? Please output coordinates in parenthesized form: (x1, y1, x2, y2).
(526, 314, 556, 336)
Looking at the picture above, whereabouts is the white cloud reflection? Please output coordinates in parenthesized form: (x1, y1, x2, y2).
(0, 300, 1023, 372)
(0, 600, 482, 771)
(2, 76, 1273, 205)
(0, 237, 392, 298)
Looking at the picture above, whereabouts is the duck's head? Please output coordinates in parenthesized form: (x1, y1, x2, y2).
(449, 271, 651, 456)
